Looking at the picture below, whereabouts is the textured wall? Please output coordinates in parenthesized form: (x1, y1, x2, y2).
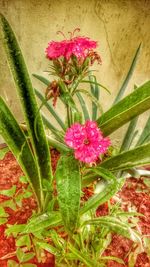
(0, 0, 150, 145)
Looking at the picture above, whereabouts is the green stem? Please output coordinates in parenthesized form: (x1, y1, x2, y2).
(67, 106, 71, 127)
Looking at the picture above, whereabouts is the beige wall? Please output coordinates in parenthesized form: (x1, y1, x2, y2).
(0, 0, 150, 145)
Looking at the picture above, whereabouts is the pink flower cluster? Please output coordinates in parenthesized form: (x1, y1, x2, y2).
(46, 36, 97, 61)
(64, 121, 110, 163)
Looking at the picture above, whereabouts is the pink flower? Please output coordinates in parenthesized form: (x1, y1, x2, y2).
(46, 34, 97, 61)
(64, 121, 111, 163)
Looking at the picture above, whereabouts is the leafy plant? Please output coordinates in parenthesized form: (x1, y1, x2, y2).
(0, 14, 150, 266)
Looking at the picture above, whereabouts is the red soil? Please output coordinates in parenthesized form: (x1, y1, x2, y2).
(0, 149, 150, 266)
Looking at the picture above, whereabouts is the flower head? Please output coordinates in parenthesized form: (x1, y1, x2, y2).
(46, 29, 98, 62)
(64, 120, 110, 163)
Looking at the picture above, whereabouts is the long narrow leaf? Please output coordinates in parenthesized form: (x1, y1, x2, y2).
(136, 115, 150, 146)
(101, 142, 150, 171)
(55, 155, 81, 233)
(41, 112, 64, 142)
(97, 81, 150, 136)
(81, 79, 110, 94)
(23, 212, 62, 234)
(120, 116, 138, 152)
(77, 89, 103, 114)
(89, 75, 100, 120)
(113, 44, 141, 105)
(76, 92, 90, 120)
(34, 88, 66, 131)
(80, 168, 124, 215)
(0, 97, 42, 208)
(84, 216, 141, 242)
(33, 73, 50, 86)
(68, 244, 94, 267)
(0, 15, 53, 200)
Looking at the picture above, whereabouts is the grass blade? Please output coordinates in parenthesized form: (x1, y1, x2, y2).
(34, 88, 66, 131)
(120, 116, 138, 152)
(136, 115, 150, 146)
(89, 75, 100, 120)
(76, 92, 90, 121)
(113, 44, 141, 105)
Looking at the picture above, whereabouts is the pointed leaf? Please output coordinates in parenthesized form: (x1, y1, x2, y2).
(120, 116, 138, 152)
(136, 115, 150, 146)
(0, 185, 16, 197)
(0, 14, 53, 197)
(0, 97, 42, 206)
(80, 168, 124, 214)
(113, 44, 141, 105)
(97, 81, 150, 136)
(68, 244, 94, 267)
(89, 75, 100, 120)
(37, 241, 61, 256)
(34, 87, 66, 131)
(77, 89, 103, 114)
(23, 212, 62, 234)
(55, 155, 81, 233)
(101, 142, 150, 171)
(84, 216, 141, 242)
(76, 92, 90, 120)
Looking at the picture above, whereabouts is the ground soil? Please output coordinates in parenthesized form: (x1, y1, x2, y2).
(0, 149, 150, 267)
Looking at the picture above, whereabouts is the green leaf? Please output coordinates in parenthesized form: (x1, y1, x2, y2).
(5, 224, 26, 237)
(8, 260, 19, 267)
(16, 235, 31, 250)
(0, 146, 9, 160)
(84, 216, 141, 242)
(0, 217, 7, 225)
(80, 168, 124, 214)
(37, 241, 61, 256)
(34, 87, 66, 131)
(120, 116, 138, 152)
(19, 176, 28, 184)
(32, 73, 50, 86)
(143, 178, 150, 187)
(0, 14, 53, 207)
(41, 112, 64, 142)
(101, 142, 150, 171)
(0, 185, 16, 197)
(81, 79, 110, 94)
(113, 44, 141, 105)
(101, 256, 125, 264)
(16, 248, 34, 263)
(59, 80, 78, 112)
(1, 199, 17, 211)
(97, 81, 150, 136)
(136, 115, 150, 146)
(89, 75, 100, 120)
(23, 212, 62, 234)
(46, 136, 71, 152)
(55, 155, 81, 233)
(68, 243, 94, 267)
(76, 89, 103, 114)
(0, 207, 8, 217)
(0, 97, 42, 208)
(76, 92, 90, 121)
